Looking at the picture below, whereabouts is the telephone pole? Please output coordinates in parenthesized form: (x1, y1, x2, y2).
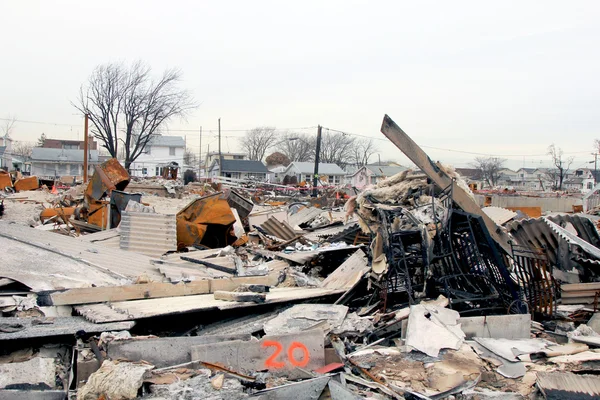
(83, 114, 89, 182)
(218, 118, 222, 177)
(312, 125, 322, 197)
(199, 126, 202, 178)
(593, 152, 598, 185)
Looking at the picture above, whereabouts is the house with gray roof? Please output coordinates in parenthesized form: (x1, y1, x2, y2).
(351, 165, 407, 188)
(30, 147, 99, 178)
(282, 162, 346, 185)
(208, 158, 269, 180)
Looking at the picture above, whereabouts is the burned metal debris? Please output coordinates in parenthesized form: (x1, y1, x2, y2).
(1, 115, 600, 399)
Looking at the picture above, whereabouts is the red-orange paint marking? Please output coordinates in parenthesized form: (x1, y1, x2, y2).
(262, 340, 285, 369)
(287, 341, 310, 367)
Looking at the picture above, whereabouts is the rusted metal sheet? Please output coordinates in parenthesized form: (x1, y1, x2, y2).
(40, 206, 76, 223)
(85, 158, 129, 201)
(14, 176, 39, 192)
(380, 114, 512, 254)
(506, 206, 542, 218)
(87, 201, 109, 229)
(0, 171, 12, 190)
(176, 192, 237, 249)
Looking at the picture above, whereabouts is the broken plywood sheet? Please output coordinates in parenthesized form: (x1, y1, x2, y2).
(191, 329, 325, 375)
(107, 334, 252, 368)
(548, 351, 600, 364)
(0, 316, 135, 341)
(458, 314, 531, 339)
(263, 304, 348, 335)
(76, 287, 343, 323)
(320, 249, 369, 290)
(405, 305, 465, 357)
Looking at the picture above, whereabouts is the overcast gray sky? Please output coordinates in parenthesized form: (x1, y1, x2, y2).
(1, 1, 599, 170)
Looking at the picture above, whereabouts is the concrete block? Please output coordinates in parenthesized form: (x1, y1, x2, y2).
(191, 329, 325, 375)
(0, 357, 56, 390)
(459, 314, 531, 339)
(588, 313, 600, 334)
(107, 334, 251, 368)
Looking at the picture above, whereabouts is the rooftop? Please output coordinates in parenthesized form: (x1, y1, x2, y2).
(31, 148, 99, 162)
(149, 135, 186, 148)
(286, 162, 345, 175)
(219, 159, 268, 173)
(364, 165, 408, 177)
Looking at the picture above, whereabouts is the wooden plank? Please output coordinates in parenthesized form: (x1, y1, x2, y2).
(191, 329, 325, 375)
(41, 281, 211, 306)
(213, 291, 266, 303)
(321, 249, 368, 290)
(562, 283, 600, 292)
(44, 275, 279, 306)
(562, 291, 600, 298)
(380, 114, 512, 254)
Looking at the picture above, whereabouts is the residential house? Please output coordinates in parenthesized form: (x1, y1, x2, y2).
(30, 147, 99, 178)
(0, 134, 12, 170)
(454, 168, 485, 190)
(564, 168, 597, 193)
(282, 162, 346, 186)
(267, 164, 287, 183)
(205, 151, 246, 167)
(129, 136, 185, 177)
(351, 165, 407, 188)
(208, 159, 268, 180)
(498, 167, 553, 191)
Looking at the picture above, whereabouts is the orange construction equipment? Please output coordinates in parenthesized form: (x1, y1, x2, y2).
(176, 192, 237, 250)
(0, 171, 12, 191)
(40, 207, 76, 224)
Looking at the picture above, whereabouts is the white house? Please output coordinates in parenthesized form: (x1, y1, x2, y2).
(564, 168, 596, 193)
(0, 134, 12, 170)
(282, 162, 346, 186)
(351, 165, 407, 188)
(129, 136, 185, 177)
(30, 148, 99, 178)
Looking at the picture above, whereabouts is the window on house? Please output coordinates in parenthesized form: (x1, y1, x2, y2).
(233, 155, 244, 159)
(588, 182, 593, 189)
(142, 168, 147, 175)
(155, 167, 159, 176)
(576, 170, 583, 176)
(169, 147, 176, 156)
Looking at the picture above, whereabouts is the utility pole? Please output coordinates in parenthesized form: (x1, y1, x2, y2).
(218, 118, 222, 177)
(199, 126, 202, 178)
(312, 125, 322, 197)
(83, 114, 89, 182)
(593, 152, 598, 185)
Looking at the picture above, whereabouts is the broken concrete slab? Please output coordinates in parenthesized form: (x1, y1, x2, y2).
(405, 305, 465, 357)
(0, 357, 56, 390)
(191, 329, 325, 375)
(0, 316, 135, 340)
(458, 314, 530, 339)
(77, 360, 153, 400)
(249, 375, 330, 400)
(263, 304, 348, 336)
(107, 334, 252, 368)
(473, 338, 551, 361)
(460, 387, 525, 399)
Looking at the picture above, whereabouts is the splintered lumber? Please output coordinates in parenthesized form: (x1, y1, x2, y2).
(41, 275, 279, 306)
(380, 114, 512, 254)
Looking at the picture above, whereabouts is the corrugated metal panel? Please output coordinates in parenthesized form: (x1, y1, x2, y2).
(288, 207, 324, 227)
(0, 222, 164, 282)
(304, 222, 359, 242)
(537, 371, 600, 399)
(119, 212, 177, 257)
(260, 217, 297, 240)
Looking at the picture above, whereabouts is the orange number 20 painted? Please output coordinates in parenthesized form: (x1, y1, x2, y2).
(262, 340, 311, 369)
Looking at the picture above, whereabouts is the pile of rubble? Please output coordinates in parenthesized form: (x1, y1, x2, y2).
(1, 115, 600, 399)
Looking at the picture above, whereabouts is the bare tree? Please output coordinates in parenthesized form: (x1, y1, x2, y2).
(37, 133, 47, 147)
(471, 157, 506, 187)
(351, 138, 377, 167)
(1, 114, 17, 138)
(240, 127, 277, 161)
(319, 130, 355, 169)
(74, 61, 196, 171)
(12, 141, 33, 161)
(265, 151, 291, 166)
(546, 144, 574, 190)
(183, 149, 198, 166)
(275, 132, 315, 162)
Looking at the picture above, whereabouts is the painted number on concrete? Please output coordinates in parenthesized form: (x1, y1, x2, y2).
(262, 340, 310, 369)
